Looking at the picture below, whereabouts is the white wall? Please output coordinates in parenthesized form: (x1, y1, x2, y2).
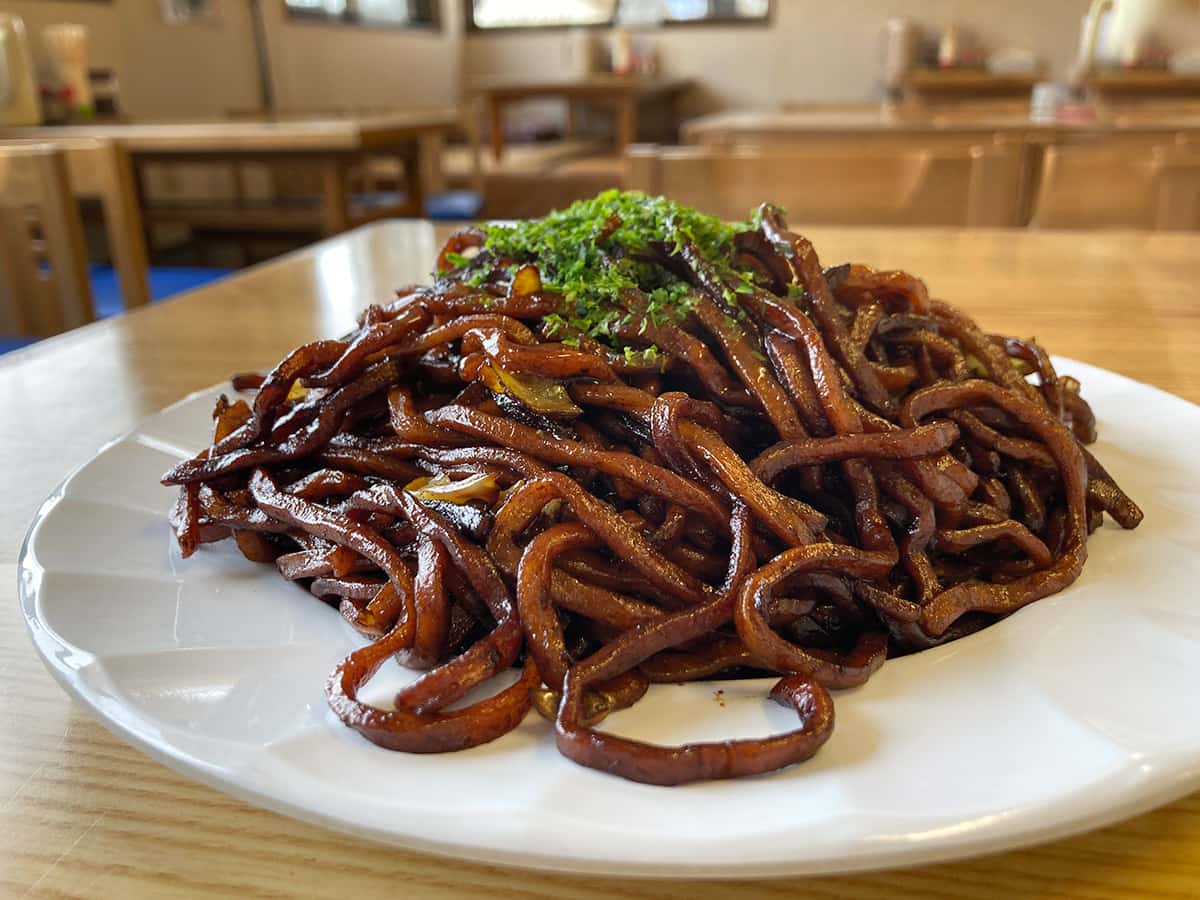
(463, 0, 1200, 115)
(1, 0, 461, 118)
(4, 0, 261, 118)
(261, 0, 461, 112)
(8, 0, 1200, 123)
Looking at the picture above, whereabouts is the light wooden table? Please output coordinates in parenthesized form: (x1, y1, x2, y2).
(679, 105, 1200, 144)
(1087, 69, 1200, 104)
(3, 221, 1198, 898)
(0, 111, 460, 238)
(473, 76, 692, 161)
(903, 69, 1044, 106)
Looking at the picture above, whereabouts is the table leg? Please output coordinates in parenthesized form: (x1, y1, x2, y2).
(401, 139, 424, 218)
(489, 95, 505, 162)
(565, 99, 579, 139)
(465, 94, 485, 194)
(666, 91, 684, 143)
(320, 157, 349, 236)
(617, 96, 638, 153)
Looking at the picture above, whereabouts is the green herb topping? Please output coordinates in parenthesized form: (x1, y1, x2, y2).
(477, 190, 749, 350)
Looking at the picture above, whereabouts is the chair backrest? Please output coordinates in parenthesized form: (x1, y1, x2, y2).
(60, 138, 151, 308)
(1029, 141, 1168, 229)
(1154, 147, 1200, 230)
(1, 136, 150, 309)
(625, 141, 1021, 227)
(0, 144, 94, 337)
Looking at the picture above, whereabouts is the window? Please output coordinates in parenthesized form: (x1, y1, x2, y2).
(465, 0, 768, 30)
(665, 0, 769, 21)
(285, 0, 437, 28)
(469, 1, 614, 29)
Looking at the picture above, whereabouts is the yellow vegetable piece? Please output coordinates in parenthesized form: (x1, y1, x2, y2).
(477, 362, 581, 418)
(963, 353, 989, 379)
(509, 264, 542, 298)
(405, 472, 501, 506)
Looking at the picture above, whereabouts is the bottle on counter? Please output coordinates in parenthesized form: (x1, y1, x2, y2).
(42, 23, 93, 119)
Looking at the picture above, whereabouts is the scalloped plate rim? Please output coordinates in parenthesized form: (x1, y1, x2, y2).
(17, 357, 1200, 878)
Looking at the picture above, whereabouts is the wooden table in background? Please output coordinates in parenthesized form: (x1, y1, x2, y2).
(903, 68, 1045, 106)
(678, 105, 1200, 144)
(1087, 69, 1200, 105)
(0, 111, 459, 238)
(3, 222, 1199, 898)
(474, 75, 693, 161)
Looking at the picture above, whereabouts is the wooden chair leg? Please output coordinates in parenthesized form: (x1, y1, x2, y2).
(96, 143, 152, 308)
(132, 159, 156, 263)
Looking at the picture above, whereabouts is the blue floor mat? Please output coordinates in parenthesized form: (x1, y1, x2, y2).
(0, 337, 37, 355)
(1, 265, 232, 356)
(90, 264, 232, 319)
(426, 190, 484, 220)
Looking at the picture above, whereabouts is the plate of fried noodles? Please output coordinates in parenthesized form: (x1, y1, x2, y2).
(20, 192, 1200, 876)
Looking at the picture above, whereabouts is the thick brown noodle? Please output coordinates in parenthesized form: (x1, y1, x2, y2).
(164, 205, 1142, 785)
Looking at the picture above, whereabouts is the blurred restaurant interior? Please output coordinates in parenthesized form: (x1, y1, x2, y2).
(4, 0, 1200, 346)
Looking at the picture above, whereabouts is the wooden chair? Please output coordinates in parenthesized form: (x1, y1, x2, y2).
(60, 139, 151, 308)
(625, 141, 1022, 227)
(1029, 142, 1167, 229)
(0, 144, 94, 337)
(1154, 147, 1200, 230)
(1, 137, 151, 308)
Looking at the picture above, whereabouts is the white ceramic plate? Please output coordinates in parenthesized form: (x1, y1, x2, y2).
(19, 359, 1200, 878)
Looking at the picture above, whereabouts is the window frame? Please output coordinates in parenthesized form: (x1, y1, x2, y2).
(461, 0, 771, 33)
(284, 0, 442, 31)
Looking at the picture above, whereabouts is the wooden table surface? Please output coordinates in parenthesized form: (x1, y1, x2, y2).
(471, 75, 693, 101)
(3, 221, 1199, 898)
(0, 109, 461, 153)
(679, 105, 1200, 143)
(2, 109, 461, 241)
